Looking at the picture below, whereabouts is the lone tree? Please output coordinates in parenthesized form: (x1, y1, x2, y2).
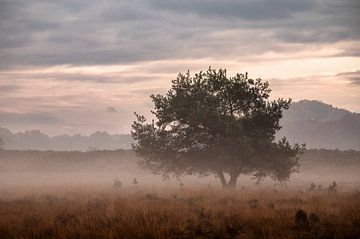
(131, 68, 305, 188)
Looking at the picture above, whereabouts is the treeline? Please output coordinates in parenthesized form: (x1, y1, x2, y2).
(0, 127, 132, 151)
(301, 149, 360, 164)
(0, 149, 137, 172)
(0, 149, 359, 173)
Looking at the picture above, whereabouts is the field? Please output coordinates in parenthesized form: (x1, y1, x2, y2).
(0, 186, 360, 239)
(0, 149, 360, 239)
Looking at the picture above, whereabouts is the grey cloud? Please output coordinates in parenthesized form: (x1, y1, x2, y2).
(130, 87, 167, 96)
(349, 77, 360, 85)
(0, 34, 31, 49)
(57, 1, 89, 12)
(149, 0, 313, 20)
(113, 87, 167, 101)
(337, 70, 360, 85)
(107, 106, 117, 112)
(46, 72, 116, 83)
(268, 77, 323, 92)
(0, 84, 22, 92)
(274, 27, 353, 44)
(0, 0, 24, 20)
(269, 70, 360, 90)
(0, 0, 359, 69)
(336, 45, 360, 57)
(0, 71, 160, 84)
(41, 104, 84, 110)
(15, 19, 61, 32)
(0, 112, 63, 125)
(101, 2, 155, 22)
(0, 47, 174, 69)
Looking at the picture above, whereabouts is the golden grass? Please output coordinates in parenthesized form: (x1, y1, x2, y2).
(0, 186, 359, 239)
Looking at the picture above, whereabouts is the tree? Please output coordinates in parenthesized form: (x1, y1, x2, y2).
(131, 68, 305, 188)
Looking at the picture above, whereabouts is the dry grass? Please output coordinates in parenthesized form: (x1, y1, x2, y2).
(0, 186, 359, 239)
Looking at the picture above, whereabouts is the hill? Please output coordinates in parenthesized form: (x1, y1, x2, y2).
(281, 100, 350, 122)
(278, 100, 360, 150)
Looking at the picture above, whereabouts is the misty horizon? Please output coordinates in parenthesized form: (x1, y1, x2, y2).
(1, 98, 360, 151)
(1, 99, 359, 137)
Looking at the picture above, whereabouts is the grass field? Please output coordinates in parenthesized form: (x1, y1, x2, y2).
(0, 186, 359, 239)
(1, 149, 359, 238)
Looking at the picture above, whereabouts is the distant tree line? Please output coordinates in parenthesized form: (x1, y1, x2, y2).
(0, 128, 132, 151)
(0, 148, 358, 174)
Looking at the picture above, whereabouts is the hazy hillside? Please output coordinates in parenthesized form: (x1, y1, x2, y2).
(281, 100, 350, 122)
(278, 100, 360, 150)
(1, 100, 359, 151)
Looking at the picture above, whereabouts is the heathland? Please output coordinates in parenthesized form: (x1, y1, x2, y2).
(0, 149, 359, 238)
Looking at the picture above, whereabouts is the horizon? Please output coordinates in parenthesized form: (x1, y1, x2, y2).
(0, 99, 357, 137)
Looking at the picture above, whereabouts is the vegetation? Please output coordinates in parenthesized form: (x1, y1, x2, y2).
(0, 149, 359, 238)
(0, 127, 132, 151)
(132, 68, 305, 188)
(0, 187, 359, 239)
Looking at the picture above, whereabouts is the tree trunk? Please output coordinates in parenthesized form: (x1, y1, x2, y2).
(217, 171, 227, 188)
(217, 171, 239, 189)
(227, 172, 238, 189)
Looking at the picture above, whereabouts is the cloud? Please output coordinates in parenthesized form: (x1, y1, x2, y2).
(107, 106, 117, 112)
(0, 71, 161, 84)
(269, 70, 360, 91)
(0, 0, 359, 69)
(0, 111, 63, 125)
(0, 0, 359, 134)
(1, 66, 359, 135)
(0, 84, 22, 92)
(149, 0, 313, 20)
(337, 70, 360, 85)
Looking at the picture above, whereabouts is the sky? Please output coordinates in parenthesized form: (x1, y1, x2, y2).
(0, 0, 359, 135)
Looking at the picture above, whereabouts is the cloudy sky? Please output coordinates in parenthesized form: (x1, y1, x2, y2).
(0, 0, 359, 135)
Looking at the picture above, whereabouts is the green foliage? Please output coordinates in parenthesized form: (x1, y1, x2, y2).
(131, 68, 305, 187)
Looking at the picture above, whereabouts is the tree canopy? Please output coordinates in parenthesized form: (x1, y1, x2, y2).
(131, 68, 305, 188)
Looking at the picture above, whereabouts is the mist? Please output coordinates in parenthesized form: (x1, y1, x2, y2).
(1, 148, 359, 192)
